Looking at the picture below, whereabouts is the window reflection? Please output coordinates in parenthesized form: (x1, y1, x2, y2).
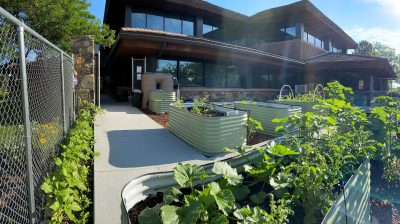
(156, 60, 177, 77)
(131, 10, 194, 36)
(205, 64, 226, 87)
(179, 61, 203, 87)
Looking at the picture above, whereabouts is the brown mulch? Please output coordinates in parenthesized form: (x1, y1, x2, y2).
(139, 108, 169, 128)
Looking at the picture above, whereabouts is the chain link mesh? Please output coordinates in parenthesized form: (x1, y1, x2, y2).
(0, 14, 30, 224)
(0, 9, 75, 223)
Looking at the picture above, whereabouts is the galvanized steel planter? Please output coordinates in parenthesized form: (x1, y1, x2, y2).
(122, 155, 370, 224)
(149, 91, 176, 113)
(235, 102, 301, 136)
(270, 100, 316, 113)
(168, 104, 247, 156)
(322, 160, 371, 224)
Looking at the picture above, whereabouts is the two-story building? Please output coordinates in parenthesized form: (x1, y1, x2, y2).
(102, 0, 396, 105)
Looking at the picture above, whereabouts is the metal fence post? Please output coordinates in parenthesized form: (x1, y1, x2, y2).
(60, 53, 67, 135)
(17, 25, 36, 224)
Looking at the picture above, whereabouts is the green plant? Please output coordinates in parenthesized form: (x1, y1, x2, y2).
(324, 81, 353, 101)
(41, 102, 99, 223)
(176, 99, 184, 109)
(138, 162, 293, 224)
(278, 92, 323, 103)
(246, 118, 263, 140)
(370, 96, 400, 180)
(191, 97, 213, 115)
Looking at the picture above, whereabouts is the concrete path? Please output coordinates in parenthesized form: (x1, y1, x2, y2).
(94, 96, 238, 224)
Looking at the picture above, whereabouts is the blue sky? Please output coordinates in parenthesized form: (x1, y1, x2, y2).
(88, 0, 400, 52)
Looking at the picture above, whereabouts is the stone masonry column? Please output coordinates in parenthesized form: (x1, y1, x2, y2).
(73, 35, 95, 108)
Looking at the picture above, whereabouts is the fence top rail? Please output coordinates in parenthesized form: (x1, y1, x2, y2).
(0, 6, 73, 60)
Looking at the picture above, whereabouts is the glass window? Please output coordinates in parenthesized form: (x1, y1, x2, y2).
(182, 19, 194, 36)
(203, 24, 213, 35)
(179, 61, 203, 87)
(132, 12, 146, 28)
(252, 71, 274, 88)
(165, 14, 182, 34)
(315, 38, 322, 48)
(205, 64, 226, 88)
(285, 27, 296, 36)
(147, 12, 163, 30)
(307, 33, 315, 45)
(156, 60, 177, 77)
(227, 66, 243, 88)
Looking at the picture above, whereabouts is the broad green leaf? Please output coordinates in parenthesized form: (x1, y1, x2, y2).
(164, 187, 182, 204)
(161, 205, 179, 224)
(230, 184, 250, 201)
(41, 182, 52, 193)
(250, 191, 267, 205)
(70, 202, 82, 212)
(212, 189, 235, 215)
(174, 163, 208, 188)
(49, 201, 60, 211)
(138, 204, 162, 224)
(210, 213, 229, 224)
(268, 145, 299, 157)
(269, 172, 292, 190)
(212, 162, 243, 186)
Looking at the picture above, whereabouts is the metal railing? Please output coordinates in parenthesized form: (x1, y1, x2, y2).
(0, 7, 75, 223)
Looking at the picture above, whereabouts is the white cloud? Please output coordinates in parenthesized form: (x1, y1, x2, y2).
(347, 27, 400, 53)
(360, 0, 400, 16)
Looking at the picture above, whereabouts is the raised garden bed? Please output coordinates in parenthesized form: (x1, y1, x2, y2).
(122, 154, 370, 224)
(235, 101, 301, 136)
(149, 91, 176, 114)
(270, 100, 316, 113)
(168, 103, 247, 156)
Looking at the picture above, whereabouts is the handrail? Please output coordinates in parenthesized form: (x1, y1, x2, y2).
(278, 85, 294, 101)
(313, 84, 326, 102)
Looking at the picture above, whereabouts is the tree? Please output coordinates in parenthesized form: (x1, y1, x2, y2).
(0, 0, 115, 52)
(354, 40, 374, 56)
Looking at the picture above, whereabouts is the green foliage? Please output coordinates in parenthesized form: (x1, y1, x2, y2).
(279, 92, 322, 103)
(246, 117, 263, 139)
(175, 99, 184, 109)
(370, 96, 400, 180)
(324, 81, 353, 101)
(1, 0, 116, 52)
(191, 97, 213, 115)
(40, 102, 99, 223)
(139, 162, 292, 224)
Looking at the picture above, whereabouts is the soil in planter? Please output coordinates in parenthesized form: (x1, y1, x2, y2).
(247, 132, 274, 145)
(370, 159, 400, 224)
(187, 107, 225, 117)
(139, 108, 169, 128)
(128, 175, 302, 224)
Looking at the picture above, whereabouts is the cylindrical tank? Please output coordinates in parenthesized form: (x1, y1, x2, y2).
(141, 73, 174, 109)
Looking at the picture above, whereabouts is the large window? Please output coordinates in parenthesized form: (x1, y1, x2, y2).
(252, 71, 275, 88)
(205, 64, 226, 87)
(304, 32, 324, 49)
(131, 10, 194, 36)
(156, 60, 177, 77)
(179, 61, 203, 87)
(280, 27, 296, 37)
(164, 14, 181, 34)
(227, 66, 243, 88)
(132, 12, 146, 28)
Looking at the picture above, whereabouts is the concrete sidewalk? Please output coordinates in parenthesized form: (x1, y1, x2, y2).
(94, 96, 237, 224)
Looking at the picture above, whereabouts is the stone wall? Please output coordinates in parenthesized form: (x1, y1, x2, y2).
(73, 35, 95, 108)
(180, 88, 280, 102)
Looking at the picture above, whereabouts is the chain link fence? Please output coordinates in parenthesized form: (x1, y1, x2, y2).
(0, 7, 75, 223)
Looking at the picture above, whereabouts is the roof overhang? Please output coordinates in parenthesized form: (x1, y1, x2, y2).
(305, 53, 396, 78)
(104, 28, 305, 70)
(251, 0, 357, 49)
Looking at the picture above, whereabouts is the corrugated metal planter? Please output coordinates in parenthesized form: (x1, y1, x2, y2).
(322, 160, 371, 224)
(121, 148, 264, 224)
(149, 91, 176, 113)
(235, 102, 301, 136)
(121, 154, 370, 224)
(168, 104, 247, 156)
(270, 100, 316, 113)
